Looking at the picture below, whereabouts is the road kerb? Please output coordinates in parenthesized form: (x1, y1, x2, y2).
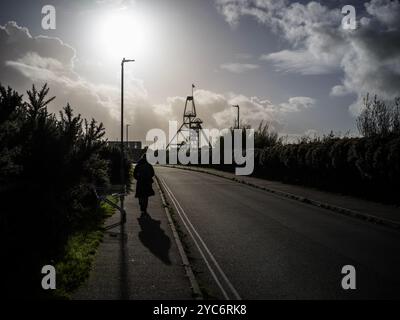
(155, 175, 203, 300)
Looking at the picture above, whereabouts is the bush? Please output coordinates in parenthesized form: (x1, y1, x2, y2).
(201, 98, 400, 204)
(357, 94, 400, 137)
(0, 83, 130, 298)
(252, 134, 400, 203)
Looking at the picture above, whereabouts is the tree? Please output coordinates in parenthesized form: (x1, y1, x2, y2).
(0, 83, 131, 297)
(254, 121, 281, 149)
(357, 94, 400, 137)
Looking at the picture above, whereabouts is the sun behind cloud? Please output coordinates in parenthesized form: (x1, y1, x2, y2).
(96, 8, 157, 61)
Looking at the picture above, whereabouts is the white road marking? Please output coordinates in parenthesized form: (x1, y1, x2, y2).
(160, 177, 242, 300)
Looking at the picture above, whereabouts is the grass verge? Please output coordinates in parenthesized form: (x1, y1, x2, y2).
(51, 196, 117, 299)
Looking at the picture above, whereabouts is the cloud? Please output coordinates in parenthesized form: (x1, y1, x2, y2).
(216, 0, 400, 115)
(215, 0, 287, 26)
(330, 85, 351, 97)
(261, 50, 339, 75)
(0, 21, 315, 142)
(0, 22, 76, 67)
(156, 89, 314, 134)
(220, 63, 260, 73)
(95, 0, 136, 8)
(0, 21, 160, 140)
(279, 96, 316, 112)
(6, 53, 76, 84)
(365, 0, 400, 30)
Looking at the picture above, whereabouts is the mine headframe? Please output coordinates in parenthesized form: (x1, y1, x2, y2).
(167, 87, 210, 151)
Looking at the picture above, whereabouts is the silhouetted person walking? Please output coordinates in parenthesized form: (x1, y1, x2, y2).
(133, 153, 155, 214)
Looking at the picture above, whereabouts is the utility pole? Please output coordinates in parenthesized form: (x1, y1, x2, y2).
(126, 124, 130, 160)
(232, 105, 240, 129)
(126, 124, 130, 147)
(121, 58, 134, 213)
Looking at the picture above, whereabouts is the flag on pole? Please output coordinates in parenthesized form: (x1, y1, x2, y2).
(191, 84, 195, 97)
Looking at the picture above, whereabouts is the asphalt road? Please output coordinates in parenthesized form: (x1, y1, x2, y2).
(157, 166, 400, 300)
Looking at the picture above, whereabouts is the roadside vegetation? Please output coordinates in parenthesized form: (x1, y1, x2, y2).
(0, 83, 131, 298)
(52, 196, 116, 299)
(184, 95, 400, 205)
(252, 95, 400, 204)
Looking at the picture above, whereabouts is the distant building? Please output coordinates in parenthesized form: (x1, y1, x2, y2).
(127, 141, 142, 150)
(107, 141, 144, 163)
(108, 141, 142, 150)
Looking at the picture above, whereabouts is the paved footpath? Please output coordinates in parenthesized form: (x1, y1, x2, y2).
(73, 184, 193, 300)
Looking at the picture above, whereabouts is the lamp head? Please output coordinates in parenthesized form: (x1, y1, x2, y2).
(122, 58, 135, 63)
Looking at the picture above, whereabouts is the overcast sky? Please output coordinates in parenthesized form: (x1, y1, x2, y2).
(1, 0, 399, 141)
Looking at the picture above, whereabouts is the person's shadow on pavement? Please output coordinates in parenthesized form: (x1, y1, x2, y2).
(137, 214, 171, 265)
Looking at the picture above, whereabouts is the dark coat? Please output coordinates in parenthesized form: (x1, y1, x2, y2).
(133, 157, 155, 198)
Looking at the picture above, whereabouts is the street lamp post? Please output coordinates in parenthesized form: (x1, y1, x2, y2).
(232, 105, 240, 129)
(121, 58, 134, 211)
(126, 124, 130, 161)
(126, 124, 130, 148)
